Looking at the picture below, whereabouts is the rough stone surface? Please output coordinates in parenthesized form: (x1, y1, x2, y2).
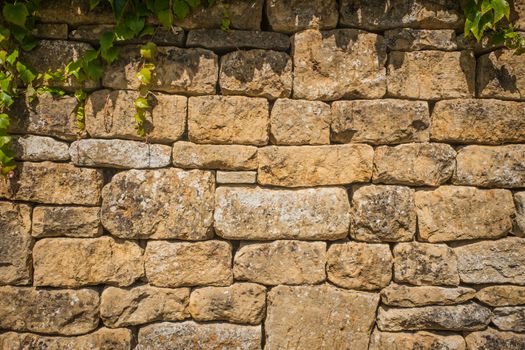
(233, 241, 326, 285)
(515, 192, 525, 236)
(189, 283, 266, 325)
(381, 284, 476, 307)
(33, 23, 69, 39)
(266, 0, 338, 33)
(70, 25, 185, 46)
(493, 307, 525, 332)
(373, 143, 456, 186)
(465, 328, 525, 350)
(387, 51, 475, 100)
(258, 145, 374, 187)
(103, 46, 218, 94)
(477, 286, 525, 307)
(216, 171, 257, 184)
(327, 242, 392, 290)
(33, 237, 144, 287)
(188, 95, 269, 146)
(454, 145, 525, 188)
(32, 206, 101, 238)
(85, 90, 187, 143)
(214, 186, 350, 240)
(377, 303, 492, 331)
(331, 99, 430, 145)
(293, 29, 386, 101)
(369, 330, 466, 350)
(455, 237, 525, 285)
(172, 142, 258, 170)
(431, 99, 525, 144)
(220, 50, 292, 99)
(12, 135, 69, 161)
(265, 285, 379, 350)
(415, 186, 515, 242)
(187, 29, 290, 51)
(0, 286, 99, 335)
(37, 0, 114, 25)
(100, 286, 189, 327)
(145, 241, 233, 287)
(477, 49, 525, 100)
(137, 321, 261, 350)
(393, 242, 459, 286)
(384, 29, 457, 50)
(270, 98, 331, 145)
(0, 202, 32, 285)
(350, 185, 416, 242)
(101, 169, 214, 240)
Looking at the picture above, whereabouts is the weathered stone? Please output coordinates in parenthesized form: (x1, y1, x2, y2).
(270, 98, 331, 145)
(0, 162, 104, 205)
(477, 286, 525, 307)
(381, 284, 476, 307)
(32, 206, 101, 238)
(216, 171, 257, 184)
(266, 0, 338, 33)
(101, 169, 214, 240)
(12, 135, 69, 161)
(373, 143, 456, 186)
(331, 99, 430, 145)
(188, 95, 269, 145)
(37, 0, 114, 25)
(455, 237, 525, 285)
(0, 286, 99, 335)
(138, 321, 261, 350)
(0, 328, 132, 350)
(70, 25, 185, 46)
(327, 242, 392, 290)
(339, 0, 463, 30)
(0, 202, 32, 285)
(384, 29, 457, 50)
(70, 139, 171, 169)
(100, 286, 189, 327)
(377, 303, 492, 331)
(465, 328, 525, 350)
(172, 142, 258, 170)
(369, 330, 466, 350)
(456, 33, 502, 54)
(33, 237, 144, 287)
(350, 185, 416, 242)
(145, 241, 232, 287)
(431, 99, 525, 144)
(387, 51, 475, 100)
(214, 186, 350, 240)
(514, 1, 525, 30)
(85, 90, 186, 143)
(103, 46, 218, 94)
(454, 145, 525, 188)
(516, 192, 525, 236)
(393, 242, 459, 286)
(258, 145, 374, 187)
(493, 307, 525, 332)
(415, 186, 515, 242)
(478, 49, 525, 100)
(189, 283, 266, 325)
(266, 285, 379, 350)
(186, 29, 290, 51)
(32, 23, 68, 39)
(220, 50, 292, 99)
(234, 241, 326, 285)
(293, 29, 386, 101)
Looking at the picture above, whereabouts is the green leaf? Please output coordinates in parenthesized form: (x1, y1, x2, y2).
(134, 97, 150, 109)
(90, 0, 102, 10)
(173, 0, 190, 19)
(491, 0, 510, 23)
(0, 26, 10, 43)
(185, 0, 201, 9)
(16, 62, 36, 85)
(157, 9, 173, 28)
(137, 67, 152, 84)
(99, 31, 115, 52)
(3, 4, 29, 28)
(125, 16, 145, 35)
(0, 136, 12, 148)
(140, 42, 157, 60)
(74, 90, 87, 101)
(20, 36, 38, 51)
(154, 0, 170, 11)
(139, 25, 156, 38)
(83, 59, 104, 80)
(101, 46, 120, 64)
(0, 114, 10, 129)
(109, 0, 128, 19)
(6, 49, 19, 65)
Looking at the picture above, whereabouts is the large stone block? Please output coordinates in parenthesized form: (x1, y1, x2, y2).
(258, 145, 373, 187)
(293, 29, 386, 101)
(331, 99, 430, 145)
(478, 49, 525, 100)
(32, 206, 101, 238)
(12, 135, 69, 161)
(493, 307, 525, 332)
(172, 142, 258, 170)
(384, 28, 457, 50)
(187, 29, 290, 51)
(0, 286, 99, 335)
(37, 0, 114, 25)
(381, 284, 475, 307)
(216, 171, 257, 184)
(387, 51, 475, 100)
(265, 285, 379, 350)
(33, 237, 144, 287)
(476, 286, 525, 307)
(101, 169, 214, 240)
(266, 0, 338, 33)
(516, 192, 525, 237)
(145, 241, 233, 287)
(234, 241, 326, 285)
(188, 95, 269, 146)
(214, 186, 350, 240)
(369, 330, 466, 350)
(465, 328, 525, 350)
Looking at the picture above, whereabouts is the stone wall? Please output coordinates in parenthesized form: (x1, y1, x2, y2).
(1, 0, 525, 349)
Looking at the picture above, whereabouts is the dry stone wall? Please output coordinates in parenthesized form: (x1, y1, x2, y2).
(1, 0, 525, 349)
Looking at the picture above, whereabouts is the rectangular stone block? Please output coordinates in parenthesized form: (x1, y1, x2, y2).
(258, 145, 373, 187)
(172, 142, 258, 170)
(33, 237, 144, 287)
(32, 206, 101, 238)
(293, 29, 386, 101)
(369, 330, 466, 350)
(33, 23, 68, 39)
(476, 286, 525, 307)
(331, 99, 430, 145)
(188, 95, 269, 145)
(381, 284, 475, 307)
(465, 328, 525, 350)
(266, 0, 338, 33)
(384, 29, 457, 50)
(214, 186, 350, 240)
(387, 51, 475, 100)
(187, 29, 290, 51)
(37, 0, 114, 25)
(493, 307, 525, 332)
(216, 171, 256, 184)
(70, 25, 185, 46)
(12, 135, 69, 161)
(145, 241, 233, 287)
(478, 49, 525, 100)
(234, 241, 326, 285)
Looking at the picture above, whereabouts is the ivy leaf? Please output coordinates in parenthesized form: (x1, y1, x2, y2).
(154, 0, 170, 11)
(0, 136, 12, 148)
(0, 27, 10, 43)
(90, 0, 102, 10)
(20, 36, 38, 51)
(185, 0, 201, 9)
(101, 46, 120, 64)
(3, 4, 29, 28)
(140, 42, 157, 60)
(6, 49, 19, 65)
(135, 97, 150, 109)
(83, 59, 104, 80)
(99, 31, 115, 52)
(157, 9, 173, 28)
(16, 62, 36, 85)
(125, 16, 145, 35)
(109, 0, 128, 20)
(173, 0, 190, 19)
(0, 114, 10, 130)
(491, 0, 510, 23)
(139, 25, 156, 38)
(137, 67, 152, 84)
